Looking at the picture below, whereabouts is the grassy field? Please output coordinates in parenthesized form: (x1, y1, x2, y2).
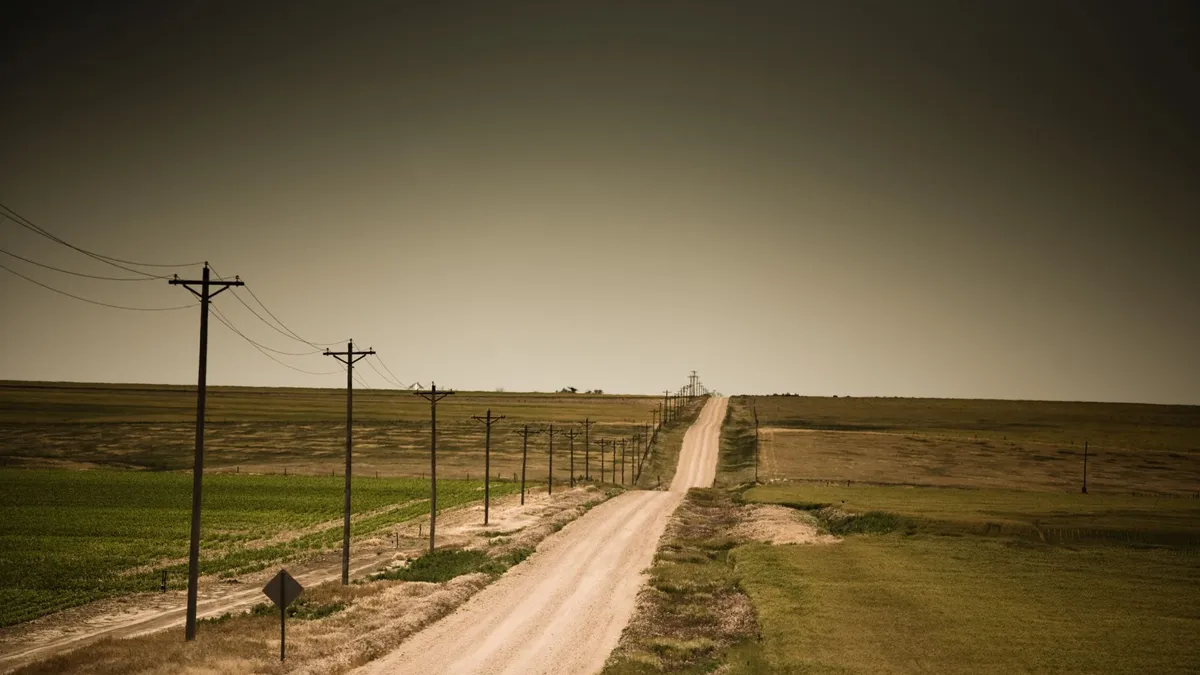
(0, 468, 519, 627)
(722, 395, 1200, 494)
(710, 396, 1200, 672)
(0, 382, 665, 486)
(736, 483, 1200, 674)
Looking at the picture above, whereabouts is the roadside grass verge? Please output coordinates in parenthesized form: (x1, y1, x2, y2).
(717, 403, 756, 487)
(603, 488, 767, 675)
(633, 399, 706, 490)
(735, 483, 1200, 673)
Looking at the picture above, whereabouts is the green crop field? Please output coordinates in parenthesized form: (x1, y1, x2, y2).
(736, 483, 1200, 674)
(0, 382, 669, 485)
(0, 468, 518, 628)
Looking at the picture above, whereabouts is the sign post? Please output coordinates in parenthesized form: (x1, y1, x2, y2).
(262, 569, 304, 661)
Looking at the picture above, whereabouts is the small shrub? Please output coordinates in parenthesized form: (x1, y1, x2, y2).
(372, 548, 489, 582)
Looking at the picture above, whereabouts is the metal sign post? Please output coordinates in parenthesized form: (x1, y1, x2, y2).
(263, 569, 304, 661)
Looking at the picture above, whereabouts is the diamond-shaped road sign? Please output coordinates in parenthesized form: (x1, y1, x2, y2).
(263, 569, 303, 609)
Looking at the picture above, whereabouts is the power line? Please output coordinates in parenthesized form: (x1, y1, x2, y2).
(0, 247, 167, 280)
(206, 263, 345, 350)
(347, 362, 372, 389)
(208, 305, 323, 356)
(0, 203, 202, 273)
(1, 262, 197, 311)
(364, 356, 402, 388)
(374, 354, 411, 389)
(243, 285, 344, 347)
(208, 305, 340, 376)
(204, 265, 369, 382)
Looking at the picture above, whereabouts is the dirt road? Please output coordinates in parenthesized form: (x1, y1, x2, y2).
(356, 396, 728, 675)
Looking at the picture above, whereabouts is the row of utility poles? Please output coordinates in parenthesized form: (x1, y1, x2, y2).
(170, 262, 707, 642)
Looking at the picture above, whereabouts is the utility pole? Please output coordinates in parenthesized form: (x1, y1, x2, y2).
(633, 432, 644, 483)
(645, 422, 653, 472)
(752, 400, 760, 484)
(663, 390, 671, 424)
(169, 264, 242, 642)
(562, 427, 580, 487)
(515, 424, 536, 505)
(620, 438, 627, 484)
(690, 370, 697, 399)
(582, 418, 594, 481)
(1082, 440, 1089, 494)
(540, 424, 557, 495)
(323, 340, 375, 585)
(598, 439, 606, 482)
(414, 383, 454, 552)
(472, 409, 506, 524)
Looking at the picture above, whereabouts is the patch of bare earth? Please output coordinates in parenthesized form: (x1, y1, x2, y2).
(5, 486, 608, 675)
(733, 504, 840, 546)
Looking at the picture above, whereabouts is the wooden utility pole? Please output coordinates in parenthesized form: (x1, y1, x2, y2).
(515, 424, 537, 505)
(633, 432, 643, 483)
(472, 409, 506, 524)
(323, 340, 376, 585)
(562, 427, 580, 487)
(663, 390, 672, 423)
(620, 438, 627, 484)
(540, 424, 557, 495)
(1082, 440, 1089, 494)
(414, 383, 454, 552)
(752, 401, 760, 484)
(582, 418, 594, 481)
(169, 264, 243, 642)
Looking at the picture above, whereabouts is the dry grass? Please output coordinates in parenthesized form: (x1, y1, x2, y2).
(732, 504, 838, 546)
(724, 396, 1200, 494)
(602, 489, 765, 675)
(0, 382, 661, 483)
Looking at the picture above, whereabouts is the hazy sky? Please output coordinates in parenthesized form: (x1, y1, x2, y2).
(1, 1, 1197, 403)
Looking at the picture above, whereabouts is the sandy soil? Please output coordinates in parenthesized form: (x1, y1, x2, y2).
(0, 489, 577, 674)
(734, 504, 840, 545)
(354, 396, 729, 675)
